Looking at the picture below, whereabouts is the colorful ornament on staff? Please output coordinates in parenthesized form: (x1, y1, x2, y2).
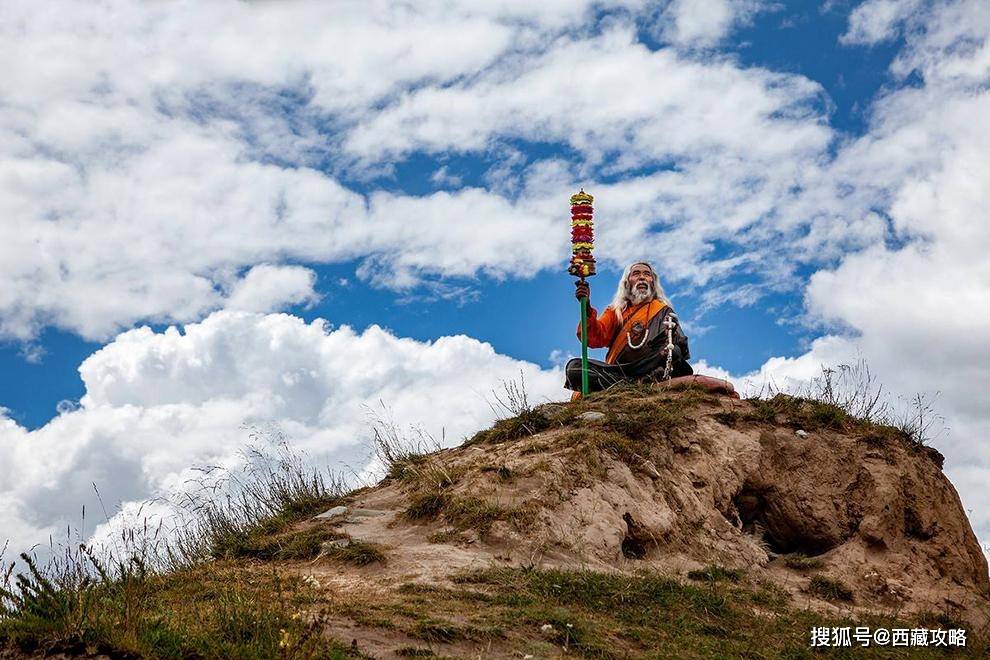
(568, 189, 596, 278)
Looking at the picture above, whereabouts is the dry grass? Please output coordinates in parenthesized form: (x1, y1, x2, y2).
(324, 540, 387, 567)
(784, 553, 826, 571)
(745, 361, 947, 453)
(808, 574, 855, 603)
(466, 374, 555, 446)
(1, 558, 357, 658)
(0, 434, 359, 658)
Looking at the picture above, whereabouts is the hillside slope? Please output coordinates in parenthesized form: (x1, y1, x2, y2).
(3, 384, 988, 658)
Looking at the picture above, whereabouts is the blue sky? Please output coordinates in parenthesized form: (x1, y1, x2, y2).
(2, 0, 988, 558)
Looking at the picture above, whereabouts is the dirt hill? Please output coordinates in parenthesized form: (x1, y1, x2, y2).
(3, 383, 989, 658)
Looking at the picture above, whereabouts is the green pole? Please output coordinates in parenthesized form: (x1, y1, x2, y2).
(580, 286, 589, 396)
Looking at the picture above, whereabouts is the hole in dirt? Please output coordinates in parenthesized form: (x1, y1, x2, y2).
(904, 507, 936, 540)
(621, 512, 650, 559)
(733, 486, 842, 556)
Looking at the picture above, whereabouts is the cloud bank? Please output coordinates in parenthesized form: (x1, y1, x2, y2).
(1, 0, 834, 341)
(0, 311, 566, 558)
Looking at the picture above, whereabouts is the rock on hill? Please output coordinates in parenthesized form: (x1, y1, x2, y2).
(3, 383, 988, 658)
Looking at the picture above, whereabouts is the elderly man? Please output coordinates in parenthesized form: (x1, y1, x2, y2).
(565, 262, 692, 394)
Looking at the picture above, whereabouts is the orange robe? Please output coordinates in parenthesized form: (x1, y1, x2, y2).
(576, 300, 669, 364)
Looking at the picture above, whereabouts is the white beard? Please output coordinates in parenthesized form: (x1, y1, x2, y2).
(628, 282, 653, 305)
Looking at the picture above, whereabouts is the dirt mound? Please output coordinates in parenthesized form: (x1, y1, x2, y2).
(312, 385, 989, 633)
(5, 384, 988, 657)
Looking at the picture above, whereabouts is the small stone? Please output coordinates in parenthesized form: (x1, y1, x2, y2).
(578, 411, 605, 421)
(795, 429, 808, 438)
(314, 505, 349, 520)
(540, 624, 554, 633)
(642, 460, 663, 480)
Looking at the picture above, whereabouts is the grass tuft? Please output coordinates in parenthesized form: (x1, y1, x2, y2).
(467, 409, 552, 446)
(783, 553, 825, 571)
(479, 464, 515, 482)
(687, 565, 744, 583)
(441, 496, 504, 538)
(411, 619, 461, 643)
(808, 574, 855, 602)
(466, 372, 554, 446)
(325, 541, 387, 567)
(426, 529, 467, 545)
(745, 360, 948, 457)
(0, 558, 354, 658)
(394, 647, 436, 657)
(404, 491, 450, 521)
(601, 399, 690, 441)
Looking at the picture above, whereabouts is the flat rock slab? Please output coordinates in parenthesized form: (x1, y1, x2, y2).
(578, 411, 605, 421)
(314, 505, 349, 520)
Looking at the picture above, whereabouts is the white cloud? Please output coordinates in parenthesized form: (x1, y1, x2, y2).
(841, 0, 922, 45)
(0, 2, 843, 341)
(0, 311, 566, 558)
(653, 0, 770, 48)
(340, 24, 840, 290)
(224, 264, 320, 313)
(746, 0, 990, 547)
(344, 26, 829, 168)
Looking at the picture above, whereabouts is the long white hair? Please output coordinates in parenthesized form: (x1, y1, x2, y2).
(609, 261, 668, 322)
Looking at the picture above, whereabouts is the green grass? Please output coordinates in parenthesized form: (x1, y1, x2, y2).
(710, 410, 741, 427)
(393, 647, 436, 657)
(602, 400, 689, 441)
(746, 394, 851, 431)
(409, 495, 540, 539)
(687, 565, 744, 583)
(54, 562, 969, 660)
(0, 559, 359, 659)
(440, 496, 504, 537)
(385, 452, 430, 482)
(412, 567, 979, 657)
(426, 529, 466, 544)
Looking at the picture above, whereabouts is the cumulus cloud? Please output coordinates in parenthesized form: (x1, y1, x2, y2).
(224, 264, 320, 313)
(0, 311, 566, 558)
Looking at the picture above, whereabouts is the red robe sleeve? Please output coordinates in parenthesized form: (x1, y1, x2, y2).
(576, 306, 617, 349)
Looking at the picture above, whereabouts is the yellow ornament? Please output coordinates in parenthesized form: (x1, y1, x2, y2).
(570, 190, 594, 205)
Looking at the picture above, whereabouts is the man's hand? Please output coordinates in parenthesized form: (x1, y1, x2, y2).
(574, 280, 590, 301)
